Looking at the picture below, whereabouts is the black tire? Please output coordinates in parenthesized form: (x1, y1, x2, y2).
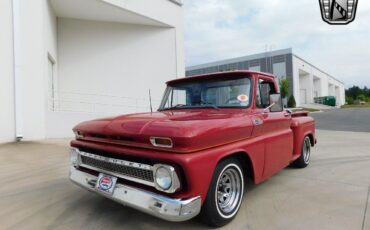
(292, 136, 311, 168)
(200, 158, 245, 227)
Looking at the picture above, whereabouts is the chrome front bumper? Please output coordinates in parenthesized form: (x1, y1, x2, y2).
(69, 166, 201, 222)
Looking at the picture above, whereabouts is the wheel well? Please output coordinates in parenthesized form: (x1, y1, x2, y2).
(307, 134, 315, 147)
(219, 152, 254, 183)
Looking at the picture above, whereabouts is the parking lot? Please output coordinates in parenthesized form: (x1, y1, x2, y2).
(1, 108, 370, 230)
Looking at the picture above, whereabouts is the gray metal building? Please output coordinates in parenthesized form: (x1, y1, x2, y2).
(186, 48, 345, 106)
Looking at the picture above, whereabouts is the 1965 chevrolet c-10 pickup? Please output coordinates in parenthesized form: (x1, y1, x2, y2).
(69, 71, 316, 227)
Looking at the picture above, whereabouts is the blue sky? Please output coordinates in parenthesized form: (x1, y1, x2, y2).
(183, 0, 370, 88)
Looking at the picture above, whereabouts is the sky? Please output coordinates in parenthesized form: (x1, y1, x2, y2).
(183, 0, 370, 88)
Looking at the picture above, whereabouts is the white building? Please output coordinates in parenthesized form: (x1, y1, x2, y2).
(186, 48, 345, 107)
(0, 0, 184, 143)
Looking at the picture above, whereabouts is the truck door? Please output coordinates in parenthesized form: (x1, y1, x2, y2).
(252, 77, 293, 178)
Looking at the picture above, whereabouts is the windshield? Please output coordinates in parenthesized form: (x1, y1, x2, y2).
(159, 76, 252, 110)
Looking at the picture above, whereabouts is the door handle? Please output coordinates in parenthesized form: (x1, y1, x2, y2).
(284, 113, 291, 117)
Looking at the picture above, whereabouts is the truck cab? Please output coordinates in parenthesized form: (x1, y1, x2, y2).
(69, 71, 316, 227)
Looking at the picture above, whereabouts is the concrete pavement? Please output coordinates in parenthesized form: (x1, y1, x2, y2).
(1, 130, 370, 230)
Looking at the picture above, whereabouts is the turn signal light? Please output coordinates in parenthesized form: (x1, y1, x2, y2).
(73, 130, 84, 139)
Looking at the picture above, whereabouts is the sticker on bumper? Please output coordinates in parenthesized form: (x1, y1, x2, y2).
(96, 173, 117, 194)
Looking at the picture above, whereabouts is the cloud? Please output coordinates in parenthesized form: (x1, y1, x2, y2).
(184, 0, 370, 87)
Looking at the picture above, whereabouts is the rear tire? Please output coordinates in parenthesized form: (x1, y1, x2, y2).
(200, 158, 244, 227)
(292, 136, 311, 168)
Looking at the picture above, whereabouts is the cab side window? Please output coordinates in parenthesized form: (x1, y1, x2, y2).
(256, 79, 277, 108)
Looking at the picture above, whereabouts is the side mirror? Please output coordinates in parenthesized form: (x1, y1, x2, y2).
(269, 93, 283, 112)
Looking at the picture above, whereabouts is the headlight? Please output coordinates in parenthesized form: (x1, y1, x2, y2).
(153, 164, 181, 193)
(70, 148, 80, 167)
(155, 167, 172, 190)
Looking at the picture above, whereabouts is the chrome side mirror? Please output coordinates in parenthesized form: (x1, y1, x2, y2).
(268, 93, 283, 112)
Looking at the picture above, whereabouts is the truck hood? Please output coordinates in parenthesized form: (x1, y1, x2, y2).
(74, 109, 254, 153)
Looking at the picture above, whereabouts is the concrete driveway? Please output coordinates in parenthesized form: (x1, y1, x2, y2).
(1, 128, 370, 230)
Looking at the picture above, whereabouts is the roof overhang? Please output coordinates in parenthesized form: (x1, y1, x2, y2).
(50, 0, 171, 27)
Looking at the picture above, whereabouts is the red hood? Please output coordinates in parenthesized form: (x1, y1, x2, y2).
(74, 109, 254, 153)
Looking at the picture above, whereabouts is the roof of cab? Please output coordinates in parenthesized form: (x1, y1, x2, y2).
(166, 70, 276, 85)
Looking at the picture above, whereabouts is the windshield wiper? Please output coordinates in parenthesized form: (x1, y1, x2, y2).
(160, 104, 187, 111)
(160, 103, 219, 111)
(200, 101, 220, 110)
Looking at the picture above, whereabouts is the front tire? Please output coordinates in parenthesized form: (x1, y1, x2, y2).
(200, 158, 244, 227)
(292, 136, 311, 168)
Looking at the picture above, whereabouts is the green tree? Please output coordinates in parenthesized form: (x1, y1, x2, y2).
(346, 96, 354, 105)
(345, 85, 370, 104)
(346, 86, 362, 99)
(364, 87, 370, 98)
(357, 94, 366, 101)
(288, 95, 296, 108)
(279, 78, 289, 98)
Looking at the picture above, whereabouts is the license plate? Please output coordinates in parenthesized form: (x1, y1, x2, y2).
(96, 173, 117, 195)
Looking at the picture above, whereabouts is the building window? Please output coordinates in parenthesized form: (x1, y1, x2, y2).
(249, 66, 261, 72)
(273, 62, 286, 78)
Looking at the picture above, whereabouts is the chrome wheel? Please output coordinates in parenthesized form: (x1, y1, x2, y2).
(215, 165, 243, 217)
(292, 135, 312, 168)
(303, 137, 311, 164)
(201, 160, 245, 227)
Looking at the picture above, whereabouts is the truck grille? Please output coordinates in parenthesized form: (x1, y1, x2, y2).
(78, 151, 154, 186)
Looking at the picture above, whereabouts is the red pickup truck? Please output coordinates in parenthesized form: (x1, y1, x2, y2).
(69, 71, 316, 227)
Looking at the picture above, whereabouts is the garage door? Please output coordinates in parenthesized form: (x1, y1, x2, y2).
(300, 89, 307, 105)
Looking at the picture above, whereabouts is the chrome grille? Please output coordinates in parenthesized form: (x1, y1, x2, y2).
(78, 151, 154, 186)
